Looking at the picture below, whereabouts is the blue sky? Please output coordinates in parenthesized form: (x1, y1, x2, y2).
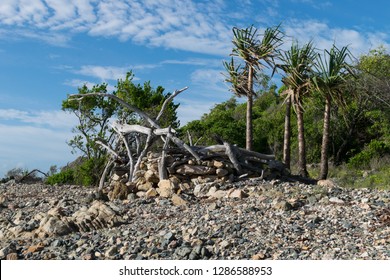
(0, 0, 389, 177)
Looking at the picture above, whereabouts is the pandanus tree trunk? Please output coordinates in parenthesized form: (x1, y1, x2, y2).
(283, 95, 291, 169)
(296, 100, 308, 177)
(319, 94, 331, 179)
(246, 66, 254, 151)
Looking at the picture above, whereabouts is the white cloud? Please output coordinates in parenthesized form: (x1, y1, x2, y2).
(75, 65, 129, 81)
(0, 0, 232, 56)
(0, 109, 78, 129)
(284, 19, 389, 56)
(191, 69, 229, 94)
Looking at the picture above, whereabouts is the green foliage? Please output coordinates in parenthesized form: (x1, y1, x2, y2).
(46, 157, 106, 186)
(72, 157, 106, 186)
(348, 140, 390, 169)
(62, 83, 114, 159)
(115, 72, 179, 128)
(63, 71, 180, 161)
(180, 97, 246, 147)
(180, 87, 284, 155)
(46, 169, 74, 185)
(61, 71, 180, 186)
(359, 46, 390, 78)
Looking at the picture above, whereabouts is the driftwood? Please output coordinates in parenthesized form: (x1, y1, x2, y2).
(68, 86, 280, 192)
(17, 169, 48, 183)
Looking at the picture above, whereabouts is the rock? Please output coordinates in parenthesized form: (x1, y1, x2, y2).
(105, 245, 118, 258)
(136, 191, 146, 198)
(137, 182, 153, 192)
(38, 215, 74, 237)
(227, 189, 248, 199)
(82, 253, 94, 260)
(23, 242, 45, 255)
(193, 183, 215, 197)
(213, 161, 225, 169)
(307, 195, 318, 205)
(175, 246, 192, 258)
(210, 190, 227, 199)
(6, 253, 18, 260)
(145, 170, 159, 183)
(0, 195, 7, 207)
(219, 240, 231, 249)
(109, 181, 132, 200)
(0, 244, 16, 259)
(176, 165, 216, 176)
(145, 188, 158, 198)
(112, 174, 121, 181)
(329, 197, 345, 205)
(273, 201, 293, 211)
(157, 180, 173, 198)
(72, 200, 124, 232)
(252, 253, 266, 260)
(208, 202, 218, 211)
(317, 179, 336, 188)
(171, 194, 188, 206)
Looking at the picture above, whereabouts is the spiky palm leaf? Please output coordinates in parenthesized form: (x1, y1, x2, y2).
(223, 58, 248, 97)
(232, 24, 284, 70)
(276, 40, 317, 108)
(313, 45, 354, 106)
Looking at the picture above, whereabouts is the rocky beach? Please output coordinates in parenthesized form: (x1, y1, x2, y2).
(0, 177, 389, 260)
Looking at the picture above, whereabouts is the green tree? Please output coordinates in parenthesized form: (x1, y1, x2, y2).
(115, 72, 180, 128)
(224, 24, 283, 150)
(61, 71, 180, 186)
(62, 83, 116, 160)
(276, 41, 317, 176)
(314, 45, 354, 179)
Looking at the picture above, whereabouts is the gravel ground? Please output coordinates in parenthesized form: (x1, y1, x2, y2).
(0, 178, 389, 260)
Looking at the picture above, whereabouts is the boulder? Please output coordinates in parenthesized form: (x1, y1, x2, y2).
(157, 179, 173, 198)
(317, 179, 336, 188)
(171, 194, 188, 206)
(145, 188, 158, 198)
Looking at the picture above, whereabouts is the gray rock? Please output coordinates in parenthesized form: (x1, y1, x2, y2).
(174, 246, 192, 258)
(105, 245, 118, 258)
(329, 197, 345, 204)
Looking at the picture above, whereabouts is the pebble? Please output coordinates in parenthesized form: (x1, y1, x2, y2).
(0, 181, 389, 260)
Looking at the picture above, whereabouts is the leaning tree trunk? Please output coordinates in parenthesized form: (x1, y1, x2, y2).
(319, 94, 331, 179)
(283, 95, 291, 170)
(246, 66, 254, 151)
(296, 100, 308, 178)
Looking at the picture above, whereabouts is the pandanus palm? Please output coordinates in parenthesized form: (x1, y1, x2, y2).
(224, 24, 283, 150)
(314, 45, 354, 179)
(275, 41, 317, 177)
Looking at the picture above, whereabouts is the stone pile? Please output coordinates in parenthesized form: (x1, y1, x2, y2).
(106, 150, 286, 202)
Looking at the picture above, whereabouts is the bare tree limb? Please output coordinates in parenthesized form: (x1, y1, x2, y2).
(158, 126, 172, 180)
(223, 142, 243, 174)
(95, 140, 121, 161)
(156, 87, 188, 122)
(99, 160, 114, 191)
(111, 125, 134, 182)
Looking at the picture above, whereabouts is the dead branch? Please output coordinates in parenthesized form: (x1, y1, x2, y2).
(156, 87, 188, 122)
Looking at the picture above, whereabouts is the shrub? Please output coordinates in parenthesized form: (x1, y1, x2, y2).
(347, 140, 390, 169)
(46, 169, 74, 185)
(45, 157, 107, 186)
